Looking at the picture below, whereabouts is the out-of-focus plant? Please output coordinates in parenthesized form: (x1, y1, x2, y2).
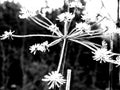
(1, 0, 120, 90)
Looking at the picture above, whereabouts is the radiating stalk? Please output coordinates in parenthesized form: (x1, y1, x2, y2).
(12, 34, 60, 38)
(30, 17, 49, 30)
(57, 39, 67, 72)
(34, 17, 50, 27)
(69, 39, 96, 51)
(40, 13, 53, 25)
(64, 21, 68, 36)
(57, 20, 68, 73)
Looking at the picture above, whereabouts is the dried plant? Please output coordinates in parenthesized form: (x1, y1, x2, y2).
(1, 0, 120, 90)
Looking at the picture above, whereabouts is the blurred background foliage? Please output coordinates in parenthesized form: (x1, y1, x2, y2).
(0, 1, 120, 90)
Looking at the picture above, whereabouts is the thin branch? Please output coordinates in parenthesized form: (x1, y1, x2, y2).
(81, 40, 102, 49)
(30, 17, 63, 37)
(69, 17, 106, 36)
(100, 0, 116, 24)
(12, 34, 60, 38)
(34, 17, 50, 27)
(91, 17, 106, 26)
(68, 29, 105, 39)
(48, 38, 62, 47)
(39, 13, 54, 25)
(73, 33, 103, 39)
(68, 28, 78, 35)
(30, 17, 50, 30)
(69, 39, 96, 51)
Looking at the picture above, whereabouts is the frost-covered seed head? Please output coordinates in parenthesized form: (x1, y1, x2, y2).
(57, 12, 75, 22)
(29, 41, 49, 54)
(1, 30, 15, 40)
(42, 71, 66, 89)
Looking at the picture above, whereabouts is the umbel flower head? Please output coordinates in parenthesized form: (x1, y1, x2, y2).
(19, 8, 38, 19)
(114, 55, 120, 67)
(29, 41, 49, 54)
(1, 30, 15, 40)
(69, 1, 83, 8)
(42, 71, 66, 89)
(57, 12, 75, 22)
(75, 22, 91, 33)
(92, 40, 113, 63)
(92, 47, 112, 63)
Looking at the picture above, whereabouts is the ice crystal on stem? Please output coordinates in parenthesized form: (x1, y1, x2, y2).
(42, 71, 66, 89)
(1, 30, 15, 40)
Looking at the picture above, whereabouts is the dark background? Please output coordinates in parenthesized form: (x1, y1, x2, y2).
(0, 1, 120, 90)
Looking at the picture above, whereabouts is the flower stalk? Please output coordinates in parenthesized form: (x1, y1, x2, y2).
(57, 39, 67, 72)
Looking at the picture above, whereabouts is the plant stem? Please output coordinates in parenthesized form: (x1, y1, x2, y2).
(34, 17, 50, 27)
(57, 14, 68, 72)
(69, 39, 96, 51)
(12, 34, 60, 38)
(40, 13, 53, 25)
(64, 21, 68, 36)
(30, 17, 50, 30)
(66, 69, 72, 90)
(61, 40, 68, 74)
(57, 39, 67, 72)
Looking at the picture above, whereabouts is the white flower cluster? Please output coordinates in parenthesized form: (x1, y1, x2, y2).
(57, 12, 75, 22)
(19, 8, 38, 19)
(92, 48, 112, 63)
(69, 1, 83, 8)
(75, 22, 91, 33)
(1, 30, 15, 40)
(82, 0, 102, 22)
(92, 40, 120, 66)
(92, 47, 120, 66)
(42, 71, 66, 89)
(29, 41, 49, 55)
(48, 24, 59, 32)
(48, 24, 62, 36)
(115, 56, 120, 66)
